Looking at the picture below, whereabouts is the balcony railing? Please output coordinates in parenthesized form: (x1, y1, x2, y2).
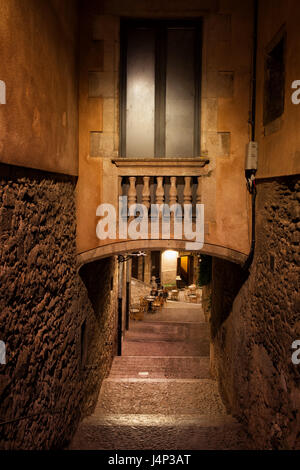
(112, 157, 210, 210)
(78, 156, 248, 267)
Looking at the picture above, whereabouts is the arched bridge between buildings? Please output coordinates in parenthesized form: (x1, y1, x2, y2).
(77, 239, 248, 270)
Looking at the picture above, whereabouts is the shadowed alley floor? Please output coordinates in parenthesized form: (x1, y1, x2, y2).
(70, 301, 249, 450)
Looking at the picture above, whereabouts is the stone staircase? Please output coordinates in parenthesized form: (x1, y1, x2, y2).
(122, 321, 210, 357)
(70, 309, 249, 450)
(110, 356, 211, 379)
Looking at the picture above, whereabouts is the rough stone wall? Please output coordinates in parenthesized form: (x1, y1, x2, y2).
(131, 278, 151, 306)
(211, 175, 300, 449)
(202, 282, 212, 323)
(0, 165, 118, 450)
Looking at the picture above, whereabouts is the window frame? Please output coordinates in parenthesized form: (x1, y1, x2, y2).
(263, 26, 286, 127)
(119, 18, 203, 158)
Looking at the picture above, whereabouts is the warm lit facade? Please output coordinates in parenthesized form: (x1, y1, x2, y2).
(0, 0, 299, 450)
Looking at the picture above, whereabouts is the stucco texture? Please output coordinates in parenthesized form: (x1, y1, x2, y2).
(0, 0, 79, 175)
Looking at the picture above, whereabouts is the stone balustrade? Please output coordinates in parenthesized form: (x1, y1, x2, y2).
(112, 157, 209, 211)
(120, 175, 203, 209)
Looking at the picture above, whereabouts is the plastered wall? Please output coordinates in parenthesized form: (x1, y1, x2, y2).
(76, 0, 253, 260)
(0, 0, 79, 175)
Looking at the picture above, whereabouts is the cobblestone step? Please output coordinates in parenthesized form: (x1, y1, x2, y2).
(69, 304, 249, 450)
(110, 356, 211, 379)
(123, 321, 210, 356)
(143, 304, 205, 323)
(70, 414, 249, 450)
(126, 321, 209, 338)
(96, 378, 227, 416)
(122, 339, 210, 356)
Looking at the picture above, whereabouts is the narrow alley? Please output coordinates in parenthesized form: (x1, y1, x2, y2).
(0, 0, 299, 453)
(70, 301, 248, 450)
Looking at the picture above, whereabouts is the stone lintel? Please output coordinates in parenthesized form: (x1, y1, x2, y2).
(111, 157, 210, 177)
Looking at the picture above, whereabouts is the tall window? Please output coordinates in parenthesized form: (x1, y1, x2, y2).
(120, 19, 202, 158)
(263, 30, 286, 126)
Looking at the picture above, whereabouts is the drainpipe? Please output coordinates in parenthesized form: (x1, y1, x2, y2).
(243, 0, 258, 272)
(125, 259, 130, 331)
(117, 261, 123, 356)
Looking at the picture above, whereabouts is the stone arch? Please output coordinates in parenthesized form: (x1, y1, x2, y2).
(77, 239, 247, 270)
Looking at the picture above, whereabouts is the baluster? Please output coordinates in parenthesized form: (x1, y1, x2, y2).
(142, 176, 151, 209)
(128, 176, 137, 207)
(183, 176, 192, 205)
(118, 176, 123, 199)
(156, 177, 164, 205)
(196, 176, 202, 204)
(119, 176, 127, 237)
(119, 176, 124, 222)
(169, 177, 177, 206)
(169, 177, 178, 239)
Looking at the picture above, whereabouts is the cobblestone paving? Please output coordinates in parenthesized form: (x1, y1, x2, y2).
(110, 356, 211, 379)
(70, 302, 249, 450)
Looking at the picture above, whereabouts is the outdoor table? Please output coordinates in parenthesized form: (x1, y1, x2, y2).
(145, 296, 155, 312)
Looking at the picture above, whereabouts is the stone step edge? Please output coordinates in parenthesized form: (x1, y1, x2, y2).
(114, 356, 209, 361)
(79, 413, 239, 427)
(123, 338, 209, 349)
(129, 320, 208, 326)
(102, 378, 217, 384)
(110, 371, 210, 374)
